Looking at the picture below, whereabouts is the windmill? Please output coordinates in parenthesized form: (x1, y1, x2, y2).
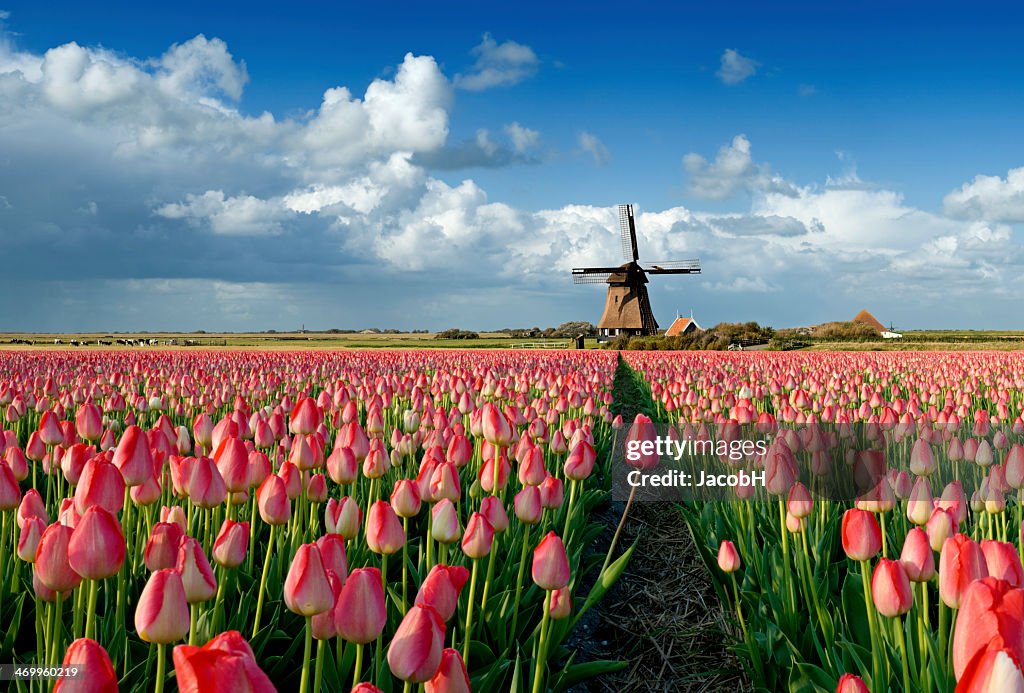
(573, 204, 700, 337)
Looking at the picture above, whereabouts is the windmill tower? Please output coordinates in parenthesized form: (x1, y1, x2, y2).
(573, 204, 701, 337)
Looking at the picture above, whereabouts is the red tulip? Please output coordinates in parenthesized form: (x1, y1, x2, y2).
(135, 568, 190, 644)
(35, 523, 82, 591)
(257, 475, 291, 525)
(982, 540, 1024, 588)
(564, 440, 596, 481)
(952, 577, 1024, 679)
(871, 558, 913, 617)
(307, 473, 328, 503)
(351, 685, 384, 693)
(144, 522, 186, 572)
(68, 507, 125, 580)
(478, 496, 509, 533)
(176, 537, 217, 603)
(532, 531, 570, 590)
(431, 499, 461, 544)
(900, 527, 936, 582)
(18, 516, 45, 562)
(957, 647, 1024, 691)
(19, 488, 48, 528)
(213, 437, 250, 494)
(835, 673, 870, 693)
(514, 485, 543, 525)
(539, 475, 564, 509)
(626, 414, 659, 470)
(478, 452, 511, 493)
(387, 604, 446, 683)
(284, 543, 333, 616)
(112, 425, 154, 486)
(75, 404, 103, 443)
(391, 479, 422, 518)
(38, 410, 64, 446)
(424, 648, 470, 693)
(335, 567, 387, 644)
(326, 447, 359, 486)
(481, 402, 512, 446)
(53, 638, 117, 693)
(415, 565, 470, 621)
(325, 496, 361, 538)
(172, 630, 275, 693)
(717, 540, 741, 573)
(0, 459, 20, 510)
(290, 398, 321, 436)
(549, 587, 572, 620)
(213, 519, 250, 569)
(461, 512, 494, 559)
(841, 509, 882, 561)
(312, 569, 344, 641)
(366, 501, 405, 555)
(940, 534, 989, 608)
(315, 533, 349, 582)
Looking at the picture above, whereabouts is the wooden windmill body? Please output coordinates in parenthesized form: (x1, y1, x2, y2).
(573, 205, 700, 337)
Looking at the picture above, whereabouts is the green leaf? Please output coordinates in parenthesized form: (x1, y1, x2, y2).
(552, 659, 628, 692)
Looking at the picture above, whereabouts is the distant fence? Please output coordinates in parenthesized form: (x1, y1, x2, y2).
(509, 341, 568, 349)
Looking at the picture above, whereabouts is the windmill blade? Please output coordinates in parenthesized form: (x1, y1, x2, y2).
(618, 204, 639, 262)
(572, 267, 622, 284)
(573, 272, 613, 284)
(645, 259, 701, 274)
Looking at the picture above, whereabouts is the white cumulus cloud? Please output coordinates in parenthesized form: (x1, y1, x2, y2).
(454, 33, 539, 91)
(943, 167, 1024, 222)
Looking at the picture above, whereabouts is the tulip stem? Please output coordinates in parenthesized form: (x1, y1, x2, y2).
(531, 590, 553, 693)
(893, 617, 911, 693)
(313, 639, 325, 693)
(402, 518, 409, 615)
(562, 479, 578, 539)
(155, 643, 166, 693)
(351, 642, 364, 689)
(85, 578, 99, 641)
(376, 554, 388, 684)
(253, 524, 276, 638)
(463, 557, 479, 666)
(478, 534, 499, 634)
(213, 566, 227, 632)
(859, 560, 881, 690)
(299, 616, 313, 693)
(599, 484, 636, 578)
(189, 603, 198, 646)
(509, 526, 531, 645)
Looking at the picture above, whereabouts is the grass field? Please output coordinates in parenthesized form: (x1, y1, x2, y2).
(4, 330, 1024, 351)
(0, 331, 598, 350)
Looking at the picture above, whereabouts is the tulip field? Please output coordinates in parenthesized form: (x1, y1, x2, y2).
(0, 349, 638, 693)
(6, 347, 1024, 692)
(622, 351, 1024, 692)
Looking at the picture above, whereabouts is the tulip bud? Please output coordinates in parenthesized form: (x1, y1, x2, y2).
(388, 604, 446, 683)
(135, 569, 190, 644)
(144, 522, 185, 572)
(871, 558, 913, 617)
(315, 533, 349, 583)
(415, 565, 470, 621)
(257, 475, 291, 526)
(835, 673, 870, 693)
(425, 648, 470, 693)
(18, 516, 45, 562)
(35, 523, 83, 592)
(431, 499, 461, 545)
(514, 486, 543, 525)
(0, 460, 20, 510)
(899, 527, 935, 582)
(952, 577, 1024, 680)
(461, 512, 494, 559)
(981, 540, 1024, 587)
(53, 638, 117, 693)
(366, 501, 406, 555)
(335, 567, 387, 644)
(171, 630, 275, 692)
(532, 531, 570, 590)
(841, 509, 882, 561)
(717, 540, 741, 573)
(326, 496, 361, 539)
(284, 543, 334, 616)
(549, 587, 572, 620)
(391, 479, 422, 518)
(68, 507, 126, 580)
(939, 534, 988, 608)
(212, 519, 250, 569)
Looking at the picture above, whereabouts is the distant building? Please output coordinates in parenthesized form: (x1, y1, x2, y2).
(665, 313, 702, 336)
(881, 330, 903, 339)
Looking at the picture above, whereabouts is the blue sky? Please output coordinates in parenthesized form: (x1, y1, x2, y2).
(1, 1, 1023, 331)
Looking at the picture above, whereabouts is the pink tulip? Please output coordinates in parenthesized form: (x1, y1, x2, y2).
(144, 522, 186, 572)
(366, 501, 406, 555)
(67, 507, 125, 580)
(284, 543, 334, 616)
(461, 512, 494, 559)
(532, 531, 570, 590)
(387, 604, 446, 683)
(35, 523, 83, 592)
(425, 648, 470, 693)
(415, 565, 470, 621)
(53, 638, 117, 693)
(213, 519, 250, 569)
(176, 537, 217, 603)
(135, 569, 190, 644)
(336, 567, 387, 644)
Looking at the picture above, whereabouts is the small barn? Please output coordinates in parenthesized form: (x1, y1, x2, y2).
(665, 314, 702, 336)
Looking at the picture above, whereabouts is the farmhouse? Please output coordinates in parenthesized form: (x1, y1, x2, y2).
(664, 313, 702, 336)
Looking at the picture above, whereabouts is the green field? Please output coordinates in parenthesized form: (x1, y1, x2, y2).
(0, 331, 599, 350)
